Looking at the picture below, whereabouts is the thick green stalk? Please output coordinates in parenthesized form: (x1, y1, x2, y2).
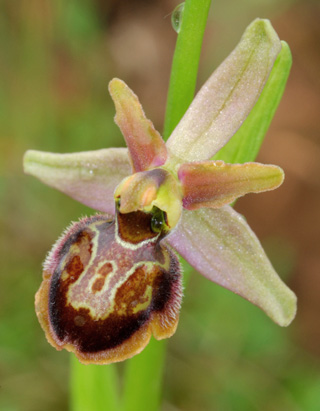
(121, 1, 212, 410)
(121, 339, 167, 411)
(163, 0, 212, 139)
(70, 355, 120, 411)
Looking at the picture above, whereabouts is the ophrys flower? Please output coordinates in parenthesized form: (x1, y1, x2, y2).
(24, 19, 297, 364)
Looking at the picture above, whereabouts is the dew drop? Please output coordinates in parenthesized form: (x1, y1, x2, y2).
(171, 3, 185, 33)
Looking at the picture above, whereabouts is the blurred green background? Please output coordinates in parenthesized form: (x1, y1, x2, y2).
(1, 0, 320, 410)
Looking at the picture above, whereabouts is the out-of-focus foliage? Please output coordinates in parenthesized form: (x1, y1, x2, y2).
(1, 0, 320, 410)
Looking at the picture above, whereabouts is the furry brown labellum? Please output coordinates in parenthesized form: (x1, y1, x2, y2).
(36, 208, 182, 364)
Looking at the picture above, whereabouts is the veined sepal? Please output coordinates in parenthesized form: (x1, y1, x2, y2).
(23, 148, 131, 214)
(166, 19, 282, 164)
(167, 207, 297, 327)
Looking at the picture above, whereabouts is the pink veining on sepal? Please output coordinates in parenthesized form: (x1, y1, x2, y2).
(109, 78, 168, 173)
(166, 19, 282, 164)
(23, 148, 131, 214)
(178, 160, 284, 210)
(166, 206, 297, 327)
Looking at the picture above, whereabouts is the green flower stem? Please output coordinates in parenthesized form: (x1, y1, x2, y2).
(70, 355, 120, 411)
(163, 0, 212, 139)
(120, 0, 212, 410)
(121, 339, 167, 411)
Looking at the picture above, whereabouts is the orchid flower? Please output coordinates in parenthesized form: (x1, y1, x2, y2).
(23, 19, 297, 365)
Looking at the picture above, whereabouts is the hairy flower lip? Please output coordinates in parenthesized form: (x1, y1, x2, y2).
(36, 213, 183, 364)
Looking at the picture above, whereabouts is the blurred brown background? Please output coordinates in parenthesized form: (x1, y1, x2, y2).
(0, 0, 320, 410)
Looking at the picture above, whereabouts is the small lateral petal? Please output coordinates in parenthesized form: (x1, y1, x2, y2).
(166, 207, 297, 326)
(23, 148, 131, 214)
(166, 19, 282, 164)
(109, 78, 167, 172)
(179, 161, 284, 209)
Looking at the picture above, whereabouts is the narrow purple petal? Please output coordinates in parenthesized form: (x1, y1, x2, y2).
(166, 207, 297, 326)
(23, 148, 131, 214)
(109, 78, 168, 172)
(178, 161, 284, 209)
